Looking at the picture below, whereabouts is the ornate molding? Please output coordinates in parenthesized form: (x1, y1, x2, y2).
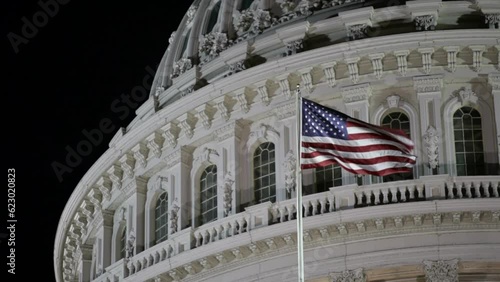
(330, 268, 366, 282)
(106, 165, 123, 191)
(119, 153, 136, 178)
(341, 83, 372, 104)
(394, 50, 410, 76)
(418, 48, 434, 74)
(195, 103, 215, 130)
(214, 95, 230, 122)
(274, 102, 295, 120)
(485, 13, 500, 29)
(285, 39, 304, 56)
(488, 72, 500, 92)
(423, 259, 459, 282)
(369, 53, 384, 79)
(161, 123, 180, 149)
(298, 67, 313, 93)
(386, 94, 402, 109)
(255, 80, 271, 106)
(199, 32, 231, 63)
(346, 23, 368, 41)
(321, 62, 337, 87)
(96, 176, 112, 201)
(469, 45, 485, 72)
(146, 132, 164, 159)
(212, 121, 243, 142)
(413, 75, 442, 94)
(276, 74, 292, 99)
(283, 150, 296, 193)
(423, 125, 440, 170)
(178, 112, 195, 140)
(233, 87, 251, 113)
(132, 143, 149, 169)
(170, 58, 193, 79)
(194, 147, 219, 165)
(167, 31, 176, 51)
(345, 57, 360, 84)
(249, 123, 280, 141)
(164, 147, 191, 170)
(456, 87, 478, 106)
(415, 15, 436, 31)
(443, 46, 459, 73)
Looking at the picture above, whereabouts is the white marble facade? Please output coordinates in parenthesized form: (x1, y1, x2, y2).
(55, 1, 500, 282)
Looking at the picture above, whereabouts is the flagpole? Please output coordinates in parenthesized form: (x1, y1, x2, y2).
(295, 84, 304, 282)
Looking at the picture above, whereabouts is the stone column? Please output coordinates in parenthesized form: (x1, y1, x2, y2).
(164, 146, 192, 236)
(95, 209, 113, 274)
(79, 244, 93, 282)
(414, 75, 444, 176)
(125, 177, 148, 255)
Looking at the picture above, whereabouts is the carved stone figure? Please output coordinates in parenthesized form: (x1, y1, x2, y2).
(423, 126, 440, 169)
(222, 172, 235, 216)
(170, 198, 180, 234)
(283, 150, 296, 193)
(125, 229, 136, 259)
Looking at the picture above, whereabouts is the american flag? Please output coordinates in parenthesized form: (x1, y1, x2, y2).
(301, 98, 416, 176)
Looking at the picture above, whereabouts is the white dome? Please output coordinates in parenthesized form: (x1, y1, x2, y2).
(55, 1, 500, 282)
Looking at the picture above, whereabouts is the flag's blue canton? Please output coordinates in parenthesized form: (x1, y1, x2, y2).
(302, 99, 349, 140)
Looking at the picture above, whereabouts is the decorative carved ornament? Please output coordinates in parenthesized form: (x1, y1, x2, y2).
(283, 150, 296, 193)
(415, 15, 436, 31)
(423, 258, 459, 282)
(199, 32, 231, 63)
(186, 5, 197, 25)
(170, 58, 193, 79)
(413, 75, 442, 93)
(341, 83, 372, 104)
(250, 123, 280, 141)
(170, 198, 180, 233)
(456, 87, 478, 106)
(330, 268, 366, 282)
(347, 24, 368, 40)
(423, 125, 440, 169)
(386, 94, 402, 108)
(222, 172, 235, 217)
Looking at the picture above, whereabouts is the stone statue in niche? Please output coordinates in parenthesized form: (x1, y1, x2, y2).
(222, 172, 235, 216)
(283, 150, 296, 193)
(170, 198, 180, 234)
(125, 228, 135, 259)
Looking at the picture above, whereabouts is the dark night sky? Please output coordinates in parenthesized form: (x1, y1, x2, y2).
(4, 1, 193, 281)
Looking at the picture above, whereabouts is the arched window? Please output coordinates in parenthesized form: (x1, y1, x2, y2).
(315, 164, 342, 193)
(155, 192, 168, 244)
(254, 142, 276, 203)
(381, 112, 413, 182)
(119, 228, 126, 259)
(205, 1, 221, 34)
(453, 106, 484, 176)
(200, 165, 218, 224)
